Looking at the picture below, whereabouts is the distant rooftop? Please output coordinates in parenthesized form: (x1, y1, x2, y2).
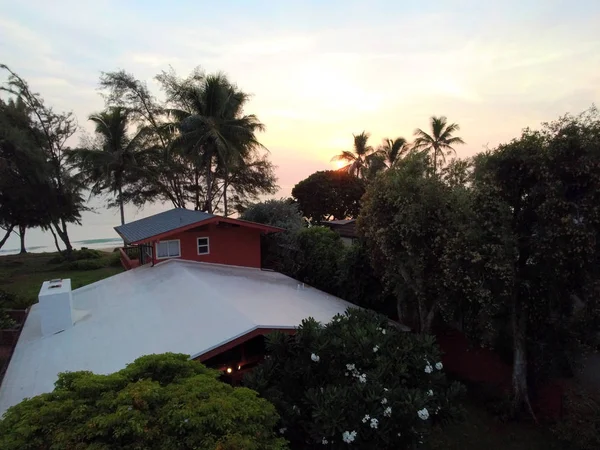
(324, 219, 356, 226)
(115, 208, 215, 244)
(0, 260, 356, 414)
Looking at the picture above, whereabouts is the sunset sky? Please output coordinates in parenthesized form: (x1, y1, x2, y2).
(1, 0, 600, 249)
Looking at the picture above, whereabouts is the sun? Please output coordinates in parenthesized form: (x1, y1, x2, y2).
(333, 160, 347, 170)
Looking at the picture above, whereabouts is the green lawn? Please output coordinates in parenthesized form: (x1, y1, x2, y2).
(426, 402, 561, 450)
(0, 251, 124, 309)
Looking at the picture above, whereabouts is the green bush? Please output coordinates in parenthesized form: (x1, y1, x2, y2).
(245, 309, 464, 449)
(293, 227, 344, 294)
(107, 251, 122, 267)
(0, 353, 288, 450)
(49, 248, 104, 265)
(552, 387, 600, 450)
(68, 259, 106, 271)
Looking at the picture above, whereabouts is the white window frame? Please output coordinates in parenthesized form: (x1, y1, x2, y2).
(197, 237, 210, 255)
(155, 239, 181, 260)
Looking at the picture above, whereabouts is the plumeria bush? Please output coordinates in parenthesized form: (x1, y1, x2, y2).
(0, 353, 288, 450)
(245, 309, 464, 449)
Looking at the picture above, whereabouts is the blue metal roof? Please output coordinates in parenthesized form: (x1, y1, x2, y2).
(114, 208, 215, 244)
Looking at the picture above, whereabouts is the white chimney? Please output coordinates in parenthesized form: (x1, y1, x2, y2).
(38, 278, 73, 336)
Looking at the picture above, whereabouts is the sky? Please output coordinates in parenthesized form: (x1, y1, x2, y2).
(1, 0, 600, 251)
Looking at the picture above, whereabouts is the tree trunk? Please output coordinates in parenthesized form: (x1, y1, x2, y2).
(0, 224, 15, 250)
(194, 167, 200, 211)
(118, 184, 125, 225)
(18, 225, 26, 254)
(204, 156, 213, 213)
(48, 225, 63, 254)
(53, 220, 73, 257)
(223, 177, 229, 217)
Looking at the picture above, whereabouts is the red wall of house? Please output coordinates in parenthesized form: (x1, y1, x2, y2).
(154, 223, 262, 268)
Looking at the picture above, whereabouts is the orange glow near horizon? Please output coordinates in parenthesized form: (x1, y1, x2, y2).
(333, 160, 347, 170)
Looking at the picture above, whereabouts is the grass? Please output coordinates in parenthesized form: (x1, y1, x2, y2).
(0, 251, 124, 308)
(426, 401, 561, 450)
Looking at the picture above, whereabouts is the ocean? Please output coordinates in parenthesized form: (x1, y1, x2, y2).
(0, 200, 170, 256)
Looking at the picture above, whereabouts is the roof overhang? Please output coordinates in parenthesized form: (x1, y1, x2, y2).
(128, 217, 284, 245)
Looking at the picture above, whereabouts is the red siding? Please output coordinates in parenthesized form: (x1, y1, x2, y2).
(154, 223, 262, 268)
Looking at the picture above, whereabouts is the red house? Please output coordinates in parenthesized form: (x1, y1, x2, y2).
(114, 208, 283, 270)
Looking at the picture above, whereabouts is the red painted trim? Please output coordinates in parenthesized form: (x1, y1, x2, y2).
(130, 216, 283, 245)
(195, 327, 296, 362)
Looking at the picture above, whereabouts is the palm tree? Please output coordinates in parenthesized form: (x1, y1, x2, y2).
(166, 72, 265, 215)
(377, 137, 409, 168)
(413, 116, 465, 175)
(68, 107, 146, 225)
(331, 131, 375, 178)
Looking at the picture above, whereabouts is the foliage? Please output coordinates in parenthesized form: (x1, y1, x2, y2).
(99, 68, 277, 216)
(331, 131, 376, 178)
(68, 107, 152, 225)
(0, 290, 18, 329)
(552, 387, 600, 450)
(245, 309, 464, 449)
(291, 170, 365, 223)
(359, 152, 477, 333)
(1, 64, 86, 255)
(337, 243, 395, 313)
(293, 227, 345, 294)
(0, 353, 288, 450)
(470, 107, 600, 410)
(68, 259, 107, 271)
(413, 116, 465, 175)
(240, 198, 305, 232)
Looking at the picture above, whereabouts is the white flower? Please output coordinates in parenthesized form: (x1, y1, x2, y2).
(321, 437, 329, 445)
(346, 363, 356, 371)
(383, 387, 389, 392)
(417, 408, 430, 420)
(373, 345, 379, 353)
(183, 418, 189, 423)
(384, 406, 392, 417)
(361, 414, 370, 423)
(342, 430, 357, 443)
(279, 427, 287, 434)
(381, 398, 388, 405)
(397, 432, 402, 437)
(435, 361, 443, 370)
(381, 329, 386, 335)
(357, 373, 367, 383)
(311, 353, 320, 362)
(370, 418, 379, 429)
(424, 364, 433, 374)
(427, 389, 433, 397)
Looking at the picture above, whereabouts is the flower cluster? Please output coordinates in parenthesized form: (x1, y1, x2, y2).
(417, 408, 430, 420)
(342, 430, 357, 443)
(321, 437, 329, 445)
(435, 361, 443, 370)
(345, 363, 367, 383)
(424, 363, 433, 374)
(311, 353, 320, 362)
(370, 418, 379, 429)
(384, 406, 392, 417)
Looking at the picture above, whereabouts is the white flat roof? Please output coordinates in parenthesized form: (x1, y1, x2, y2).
(0, 260, 356, 415)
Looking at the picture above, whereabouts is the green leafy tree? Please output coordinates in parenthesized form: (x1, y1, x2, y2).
(413, 116, 465, 175)
(376, 137, 409, 167)
(245, 308, 464, 449)
(293, 227, 345, 294)
(471, 107, 600, 414)
(291, 170, 365, 223)
(0, 353, 288, 450)
(358, 152, 476, 333)
(331, 131, 376, 178)
(241, 199, 305, 271)
(68, 107, 151, 225)
(1, 64, 85, 255)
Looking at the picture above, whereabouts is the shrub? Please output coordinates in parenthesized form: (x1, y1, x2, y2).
(0, 353, 288, 450)
(293, 227, 344, 294)
(552, 386, 600, 450)
(68, 259, 106, 271)
(107, 251, 122, 267)
(245, 309, 464, 449)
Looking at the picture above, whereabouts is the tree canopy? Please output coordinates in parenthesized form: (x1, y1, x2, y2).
(291, 170, 365, 223)
(0, 353, 287, 450)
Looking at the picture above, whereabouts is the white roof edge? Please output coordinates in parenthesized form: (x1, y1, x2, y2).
(154, 258, 263, 271)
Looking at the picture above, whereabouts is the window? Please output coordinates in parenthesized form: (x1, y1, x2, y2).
(156, 239, 180, 259)
(197, 237, 210, 255)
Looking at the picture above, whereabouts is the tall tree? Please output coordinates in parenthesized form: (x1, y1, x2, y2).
(331, 131, 376, 178)
(0, 64, 85, 255)
(292, 170, 366, 223)
(68, 107, 148, 225)
(413, 116, 465, 174)
(158, 69, 267, 215)
(377, 137, 409, 167)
